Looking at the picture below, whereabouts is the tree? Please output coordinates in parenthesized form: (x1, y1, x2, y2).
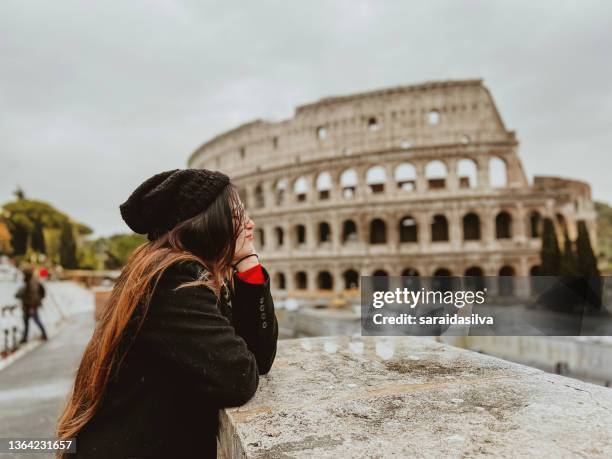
(2, 199, 92, 266)
(13, 186, 25, 200)
(0, 221, 12, 255)
(575, 220, 602, 310)
(3, 199, 67, 255)
(105, 233, 147, 268)
(76, 223, 94, 236)
(59, 221, 78, 269)
(540, 218, 561, 275)
(559, 229, 578, 276)
(576, 221, 600, 277)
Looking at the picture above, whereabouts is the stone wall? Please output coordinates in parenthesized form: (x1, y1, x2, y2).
(218, 336, 612, 458)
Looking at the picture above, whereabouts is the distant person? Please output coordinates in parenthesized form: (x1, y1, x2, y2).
(56, 169, 278, 458)
(15, 267, 48, 343)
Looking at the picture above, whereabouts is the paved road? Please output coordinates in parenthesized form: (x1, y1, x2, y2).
(0, 310, 95, 459)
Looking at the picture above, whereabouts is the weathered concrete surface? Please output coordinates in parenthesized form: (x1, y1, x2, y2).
(219, 336, 612, 458)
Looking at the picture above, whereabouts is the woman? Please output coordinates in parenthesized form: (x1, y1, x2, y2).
(56, 169, 278, 458)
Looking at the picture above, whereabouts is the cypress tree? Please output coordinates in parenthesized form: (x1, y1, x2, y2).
(540, 218, 561, 275)
(575, 220, 602, 310)
(59, 220, 78, 269)
(559, 229, 578, 276)
(575, 221, 600, 277)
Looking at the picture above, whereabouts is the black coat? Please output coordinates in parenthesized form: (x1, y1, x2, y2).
(71, 260, 278, 458)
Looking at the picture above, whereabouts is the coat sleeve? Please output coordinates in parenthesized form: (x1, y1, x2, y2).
(230, 265, 278, 375)
(135, 263, 260, 408)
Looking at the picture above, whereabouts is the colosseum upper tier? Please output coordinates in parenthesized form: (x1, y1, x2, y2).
(188, 79, 596, 298)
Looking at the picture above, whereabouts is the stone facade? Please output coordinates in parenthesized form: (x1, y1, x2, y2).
(188, 80, 596, 299)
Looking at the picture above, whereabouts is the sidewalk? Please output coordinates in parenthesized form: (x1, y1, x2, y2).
(0, 309, 95, 459)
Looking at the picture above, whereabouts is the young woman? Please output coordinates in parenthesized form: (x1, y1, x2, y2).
(56, 169, 278, 458)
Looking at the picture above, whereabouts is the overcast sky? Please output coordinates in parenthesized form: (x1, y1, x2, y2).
(1, 0, 611, 237)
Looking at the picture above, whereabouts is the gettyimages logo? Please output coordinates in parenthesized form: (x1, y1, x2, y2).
(361, 276, 611, 336)
(372, 288, 487, 309)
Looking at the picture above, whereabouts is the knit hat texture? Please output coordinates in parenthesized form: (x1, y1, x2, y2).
(119, 168, 230, 240)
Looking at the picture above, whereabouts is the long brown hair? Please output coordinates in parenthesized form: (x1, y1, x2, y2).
(55, 183, 247, 455)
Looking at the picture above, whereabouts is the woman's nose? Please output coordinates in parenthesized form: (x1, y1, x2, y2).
(246, 218, 255, 229)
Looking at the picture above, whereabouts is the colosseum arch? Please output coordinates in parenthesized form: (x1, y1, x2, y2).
(399, 215, 418, 242)
(340, 168, 358, 199)
(464, 266, 485, 291)
(489, 156, 508, 188)
(457, 159, 478, 189)
(254, 183, 265, 208)
(465, 266, 484, 276)
(370, 218, 387, 244)
(342, 219, 358, 243)
(372, 269, 389, 290)
(366, 165, 387, 194)
(343, 269, 359, 290)
(431, 214, 449, 242)
(395, 163, 417, 192)
(275, 272, 286, 290)
(529, 210, 542, 238)
(425, 160, 448, 190)
(317, 271, 333, 290)
(294, 224, 307, 247)
(499, 265, 515, 296)
(463, 212, 481, 241)
(318, 221, 331, 244)
(316, 172, 333, 200)
(427, 109, 441, 125)
(274, 178, 288, 206)
(433, 267, 453, 292)
(295, 271, 308, 290)
(495, 211, 513, 239)
(556, 213, 569, 234)
(294, 176, 310, 202)
(274, 226, 284, 247)
(401, 267, 420, 289)
(367, 116, 381, 131)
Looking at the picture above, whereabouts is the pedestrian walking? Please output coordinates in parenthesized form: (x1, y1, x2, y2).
(15, 267, 48, 343)
(56, 169, 278, 458)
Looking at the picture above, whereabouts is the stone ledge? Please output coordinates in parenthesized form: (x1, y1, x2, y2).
(219, 336, 612, 458)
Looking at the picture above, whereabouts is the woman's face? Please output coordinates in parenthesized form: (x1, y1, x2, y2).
(232, 201, 256, 258)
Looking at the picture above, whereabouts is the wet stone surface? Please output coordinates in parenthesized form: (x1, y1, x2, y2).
(219, 336, 612, 458)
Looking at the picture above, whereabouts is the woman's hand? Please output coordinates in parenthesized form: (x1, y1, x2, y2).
(233, 234, 258, 272)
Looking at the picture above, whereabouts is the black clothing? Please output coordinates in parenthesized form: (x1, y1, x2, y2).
(72, 260, 278, 458)
(20, 308, 48, 342)
(16, 278, 48, 342)
(15, 278, 46, 309)
(119, 169, 230, 240)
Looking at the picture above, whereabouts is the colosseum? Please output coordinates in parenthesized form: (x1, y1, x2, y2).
(188, 79, 597, 301)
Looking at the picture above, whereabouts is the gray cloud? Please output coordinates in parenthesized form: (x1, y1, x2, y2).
(1, 0, 611, 236)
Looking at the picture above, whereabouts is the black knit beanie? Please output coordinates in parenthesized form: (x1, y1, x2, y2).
(120, 168, 231, 240)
